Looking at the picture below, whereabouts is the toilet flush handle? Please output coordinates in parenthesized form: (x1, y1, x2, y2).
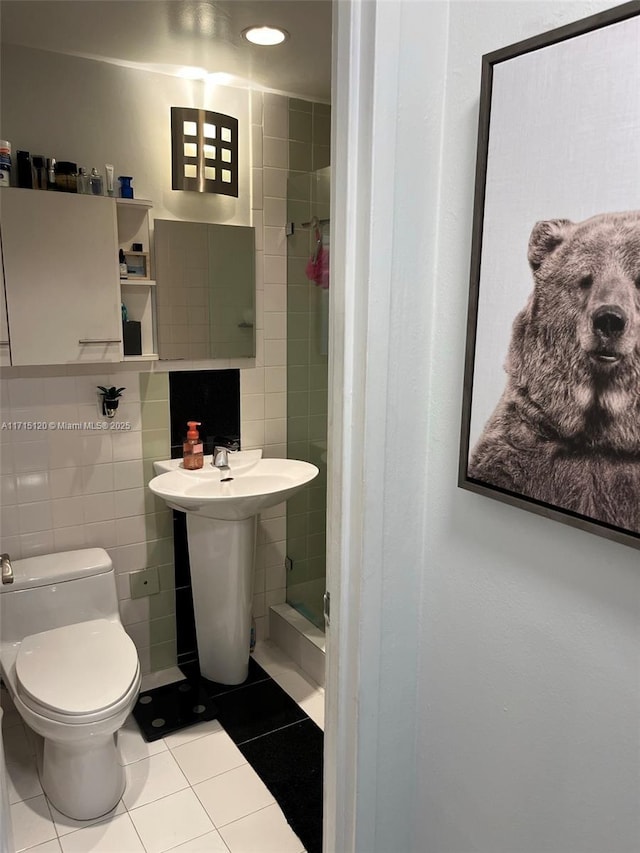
(1, 553, 13, 584)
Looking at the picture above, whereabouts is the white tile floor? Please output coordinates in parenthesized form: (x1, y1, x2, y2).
(2, 641, 324, 853)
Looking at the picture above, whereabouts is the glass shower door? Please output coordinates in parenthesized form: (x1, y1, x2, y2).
(285, 166, 330, 631)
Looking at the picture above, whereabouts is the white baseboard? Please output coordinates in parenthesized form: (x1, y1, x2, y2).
(269, 602, 325, 688)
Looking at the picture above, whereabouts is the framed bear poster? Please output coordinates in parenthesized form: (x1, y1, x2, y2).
(459, 2, 640, 551)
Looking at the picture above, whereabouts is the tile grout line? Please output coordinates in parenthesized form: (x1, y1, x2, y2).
(234, 715, 311, 748)
(213, 800, 279, 832)
(189, 780, 275, 836)
(163, 823, 231, 853)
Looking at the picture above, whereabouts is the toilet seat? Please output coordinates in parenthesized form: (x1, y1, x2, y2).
(16, 619, 139, 724)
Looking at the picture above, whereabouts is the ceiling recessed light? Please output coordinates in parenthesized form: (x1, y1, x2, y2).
(242, 26, 289, 46)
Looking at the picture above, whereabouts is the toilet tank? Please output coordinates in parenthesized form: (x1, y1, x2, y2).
(0, 549, 120, 643)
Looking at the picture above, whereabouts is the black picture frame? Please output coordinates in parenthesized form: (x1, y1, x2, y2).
(459, 2, 640, 551)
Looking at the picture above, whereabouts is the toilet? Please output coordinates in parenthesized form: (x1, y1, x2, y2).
(0, 548, 140, 821)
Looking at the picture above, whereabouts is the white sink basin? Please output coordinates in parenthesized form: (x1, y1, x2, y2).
(149, 450, 319, 521)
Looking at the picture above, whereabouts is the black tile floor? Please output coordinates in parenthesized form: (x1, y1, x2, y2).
(132, 677, 218, 740)
(132, 657, 323, 853)
(239, 718, 323, 853)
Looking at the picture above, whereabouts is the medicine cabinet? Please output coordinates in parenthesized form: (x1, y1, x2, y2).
(154, 219, 255, 361)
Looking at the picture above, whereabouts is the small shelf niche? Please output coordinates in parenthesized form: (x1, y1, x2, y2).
(117, 199, 157, 359)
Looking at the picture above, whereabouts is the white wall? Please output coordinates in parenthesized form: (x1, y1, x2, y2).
(329, 1, 640, 851)
(417, 2, 640, 851)
(2, 44, 251, 225)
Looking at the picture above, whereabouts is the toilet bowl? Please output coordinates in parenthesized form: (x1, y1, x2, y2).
(0, 549, 140, 820)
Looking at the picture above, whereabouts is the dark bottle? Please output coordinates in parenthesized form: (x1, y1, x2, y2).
(32, 155, 47, 190)
(54, 161, 78, 192)
(16, 151, 33, 189)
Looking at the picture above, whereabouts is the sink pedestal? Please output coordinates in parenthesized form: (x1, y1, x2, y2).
(149, 451, 319, 686)
(186, 514, 257, 684)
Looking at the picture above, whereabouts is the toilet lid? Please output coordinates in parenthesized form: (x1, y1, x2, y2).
(16, 619, 139, 716)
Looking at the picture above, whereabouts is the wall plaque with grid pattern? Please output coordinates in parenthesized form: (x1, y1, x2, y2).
(171, 107, 239, 197)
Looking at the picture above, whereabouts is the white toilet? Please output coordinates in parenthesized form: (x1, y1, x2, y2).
(0, 548, 140, 821)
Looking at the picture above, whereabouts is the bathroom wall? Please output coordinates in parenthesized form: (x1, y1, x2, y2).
(413, 8, 640, 848)
(0, 46, 327, 672)
(328, 1, 640, 851)
(1, 44, 252, 226)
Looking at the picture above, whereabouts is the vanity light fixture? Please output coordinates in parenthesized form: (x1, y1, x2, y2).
(171, 107, 238, 197)
(241, 26, 289, 46)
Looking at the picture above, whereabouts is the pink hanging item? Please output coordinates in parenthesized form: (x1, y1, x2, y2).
(305, 224, 330, 289)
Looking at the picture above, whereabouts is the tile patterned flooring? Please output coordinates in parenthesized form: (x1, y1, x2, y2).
(2, 641, 324, 853)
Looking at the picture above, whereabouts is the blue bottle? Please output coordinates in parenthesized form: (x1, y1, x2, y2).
(118, 175, 134, 199)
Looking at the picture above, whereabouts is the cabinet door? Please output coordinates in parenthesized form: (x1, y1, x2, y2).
(1, 188, 122, 365)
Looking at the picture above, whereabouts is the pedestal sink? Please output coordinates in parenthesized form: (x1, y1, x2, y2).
(148, 450, 319, 684)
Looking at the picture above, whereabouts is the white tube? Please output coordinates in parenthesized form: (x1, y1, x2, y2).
(105, 164, 115, 197)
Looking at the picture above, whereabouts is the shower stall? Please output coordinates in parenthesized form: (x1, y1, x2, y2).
(284, 165, 330, 635)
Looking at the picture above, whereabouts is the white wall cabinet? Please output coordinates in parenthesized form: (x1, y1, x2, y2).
(0, 189, 158, 366)
(1, 188, 122, 365)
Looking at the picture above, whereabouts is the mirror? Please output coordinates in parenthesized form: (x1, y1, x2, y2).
(154, 220, 255, 360)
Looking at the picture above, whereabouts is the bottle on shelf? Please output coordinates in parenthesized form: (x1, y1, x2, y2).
(16, 151, 33, 189)
(53, 161, 78, 192)
(89, 167, 103, 195)
(118, 175, 134, 199)
(0, 141, 11, 187)
(47, 157, 56, 190)
(105, 164, 115, 197)
(32, 156, 48, 190)
(77, 167, 90, 194)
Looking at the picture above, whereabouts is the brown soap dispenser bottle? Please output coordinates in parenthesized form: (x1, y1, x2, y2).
(183, 421, 204, 470)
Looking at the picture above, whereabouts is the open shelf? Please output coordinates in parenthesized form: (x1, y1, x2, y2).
(123, 353, 159, 362)
(115, 197, 153, 208)
(117, 199, 157, 359)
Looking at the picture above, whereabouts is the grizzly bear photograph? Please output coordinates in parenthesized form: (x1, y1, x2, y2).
(468, 211, 640, 536)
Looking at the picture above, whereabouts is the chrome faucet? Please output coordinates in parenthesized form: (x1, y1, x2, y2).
(212, 445, 230, 470)
(1, 553, 13, 585)
(211, 437, 239, 471)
